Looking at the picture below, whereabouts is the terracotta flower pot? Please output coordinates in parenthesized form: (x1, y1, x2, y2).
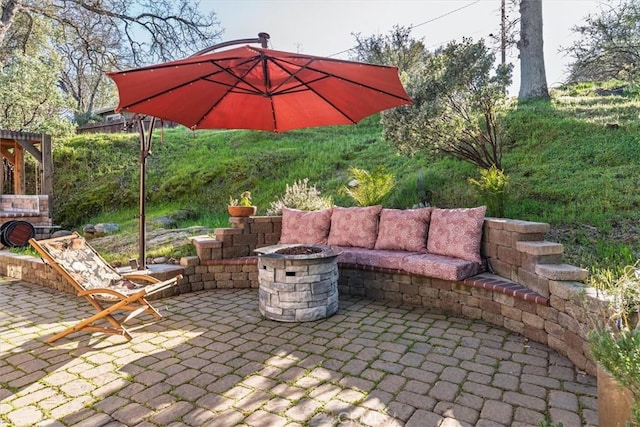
(598, 365, 634, 427)
(227, 206, 257, 217)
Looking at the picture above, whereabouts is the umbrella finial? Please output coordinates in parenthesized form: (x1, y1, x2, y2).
(258, 32, 270, 48)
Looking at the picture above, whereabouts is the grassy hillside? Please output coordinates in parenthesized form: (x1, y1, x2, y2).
(51, 82, 640, 277)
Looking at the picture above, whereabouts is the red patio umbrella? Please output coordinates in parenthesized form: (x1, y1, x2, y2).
(106, 41, 412, 269)
(107, 45, 412, 133)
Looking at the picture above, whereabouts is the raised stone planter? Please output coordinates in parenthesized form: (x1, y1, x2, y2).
(256, 244, 340, 322)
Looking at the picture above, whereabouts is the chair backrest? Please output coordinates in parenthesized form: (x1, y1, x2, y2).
(32, 232, 123, 291)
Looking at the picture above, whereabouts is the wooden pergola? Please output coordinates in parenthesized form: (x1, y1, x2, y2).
(0, 130, 53, 199)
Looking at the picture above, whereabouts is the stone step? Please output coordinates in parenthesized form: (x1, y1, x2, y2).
(516, 241, 564, 256)
(535, 263, 589, 281)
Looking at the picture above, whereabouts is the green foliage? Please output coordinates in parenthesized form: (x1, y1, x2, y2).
(350, 25, 427, 72)
(382, 37, 513, 169)
(266, 178, 333, 215)
(589, 262, 640, 426)
(342, 167, 395, 207)
(468, 165, 509, 217)
(229, 191, 252, 207)
(565, 0, 640, 83)
(0, 49, 75, 137)
(589, 327, 640, 425)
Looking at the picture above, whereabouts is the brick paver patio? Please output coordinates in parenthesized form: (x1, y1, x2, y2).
(0, 277, 598, 426)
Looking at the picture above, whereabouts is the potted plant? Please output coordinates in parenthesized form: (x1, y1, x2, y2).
(588, 263, 640, 426)
(228, 191, 257, 217)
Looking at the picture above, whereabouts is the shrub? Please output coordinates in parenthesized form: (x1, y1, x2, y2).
(468, 165, 509, 217)
(266, 179, 333, 215)
(342, 167, 395, 207)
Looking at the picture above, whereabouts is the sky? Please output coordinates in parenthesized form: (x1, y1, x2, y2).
(202, 0, 609, 95)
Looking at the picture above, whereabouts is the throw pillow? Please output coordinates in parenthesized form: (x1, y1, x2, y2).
(374, 208, 432, 252)
(279, 207, 333, 245)
(327, 205, 382, 249)
(427, 206, 486, 263)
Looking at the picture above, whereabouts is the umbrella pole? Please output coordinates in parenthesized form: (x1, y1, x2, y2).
(137, 116, 156, 270)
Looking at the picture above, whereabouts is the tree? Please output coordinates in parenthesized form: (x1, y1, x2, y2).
(0, 0, 223, 119)
(0, 50, 75, 137)
(350, 25, 427, 72)
(518, 0, 549, 100)
(0, 15, 74, 136)
(381, 38, 512, 170)
(564, 0, 640, 83)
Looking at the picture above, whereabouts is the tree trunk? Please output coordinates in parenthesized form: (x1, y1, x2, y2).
(518, 0, 550, 100)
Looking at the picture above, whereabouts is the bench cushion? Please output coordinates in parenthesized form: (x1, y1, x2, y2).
(279, 207, 333, 245)
(402, 253, 482, 281)
(335, 246, 482, 281)
(427, 206, 486, 263)
(374, 208, 431, 252)
(327, 205, 382, 249)
(350, 248, 417, 270)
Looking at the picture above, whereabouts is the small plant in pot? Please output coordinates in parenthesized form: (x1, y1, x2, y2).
(588, 262, 640, 426)
(228, 191, 257, 217)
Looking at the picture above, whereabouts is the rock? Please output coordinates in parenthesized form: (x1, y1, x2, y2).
(170, 208, 199, 221)
(94, 223, 119, 236)
(52, 230, 73, 238)
(151, 216, 177, 229)
(152, 256, 169, 264)
(83, 224, 96, 237)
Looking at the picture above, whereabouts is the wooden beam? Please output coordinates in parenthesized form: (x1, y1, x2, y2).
(41, 134, 53, 202)
(14, 144, 24, 194)
(0, 146, 15, 165)
(12, 137, 42, 163)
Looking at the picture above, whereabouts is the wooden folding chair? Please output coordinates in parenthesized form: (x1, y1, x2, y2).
(29, 232, 181, 343)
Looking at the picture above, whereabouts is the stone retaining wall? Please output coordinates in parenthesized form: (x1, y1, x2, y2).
(0, 215, 607, 375)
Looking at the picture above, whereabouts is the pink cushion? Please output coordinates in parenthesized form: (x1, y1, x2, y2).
(402, 253, 483, 281)
(356, 249, 416, 270)
(427, 206, 486, 263)
(327, 205, 382, 249)
(374, 208, 432, 252)
(279, 207, 333, 245)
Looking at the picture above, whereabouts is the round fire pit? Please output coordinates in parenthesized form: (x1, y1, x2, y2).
(255, 244, 341, 322)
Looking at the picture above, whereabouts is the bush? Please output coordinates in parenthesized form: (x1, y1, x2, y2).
(468, 165, 509, 217)
(342, 167, 395, 207)
(266, 179, 333, 215)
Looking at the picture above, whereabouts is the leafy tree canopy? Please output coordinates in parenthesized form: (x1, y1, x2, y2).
(381, 38, 512, 170)
(0, 0, 223, 124)
(565, 0, 640, 83)
(350, 25, 427, 73)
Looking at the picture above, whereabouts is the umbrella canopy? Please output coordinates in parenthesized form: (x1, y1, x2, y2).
(107, 45, 412, 132)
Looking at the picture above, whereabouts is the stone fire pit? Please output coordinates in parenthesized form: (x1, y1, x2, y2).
(255, 244, 341, 322)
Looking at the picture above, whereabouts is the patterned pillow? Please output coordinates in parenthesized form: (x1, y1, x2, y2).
(327, 205, 382, 249)
(279, 207, 333, 245)
(427, 206, 486, 262)
(374, 208, 432, 252)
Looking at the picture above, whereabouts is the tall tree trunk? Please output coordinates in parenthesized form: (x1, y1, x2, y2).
(518, 0, 550, 100)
